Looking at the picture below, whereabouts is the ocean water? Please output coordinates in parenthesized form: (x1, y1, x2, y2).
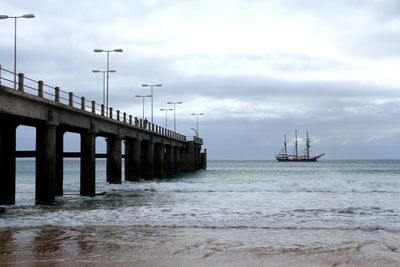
(1, 159, 400, 230)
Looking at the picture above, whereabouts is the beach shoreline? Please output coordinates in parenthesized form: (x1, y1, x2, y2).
(1, 226, 400, 266)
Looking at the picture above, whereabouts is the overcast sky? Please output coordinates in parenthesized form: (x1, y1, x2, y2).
(2, 0, 400, 159)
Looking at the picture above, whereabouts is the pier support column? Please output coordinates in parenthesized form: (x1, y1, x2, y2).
(154, 143, 165, 178)
(142, 141, 154, 179)
(80, 130, 96, 196)
(0, 121, 17, 205)
(194, 146, 200, 171)
(124, 139, 133, 181)
(132, 139, 142, 180)
(55, 129, 64, 196)
(107, 135, 122, 184)
(125, 138, 141, 181)
(173, 146, 180, 175)
(180, 143, 195, 172)
(166, 145, 174, 177)
(36, 122, 57, 205)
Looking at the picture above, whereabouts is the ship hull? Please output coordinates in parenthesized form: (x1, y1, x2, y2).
(276, 157, 318, 162)
(276, 154, 325, 162)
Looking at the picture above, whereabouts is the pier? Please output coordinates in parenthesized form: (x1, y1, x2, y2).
(0, 67, 206, 205)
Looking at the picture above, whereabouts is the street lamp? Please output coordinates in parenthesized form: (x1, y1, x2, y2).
(92, 69, 116, 107)
(190, 128, 198, 137)
(135, 95, 151, 121)
(160, 108, 173, 129)
(191, 113, 204, 137)
(0, 14, 35, 89)
(93, 48, 123, 113)
(167, 101, 182, 132)
(142, 84, 162, 124)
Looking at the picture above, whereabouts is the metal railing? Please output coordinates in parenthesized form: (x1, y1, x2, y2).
(0, 65, 187, 141)
(186, 136, 203, 144)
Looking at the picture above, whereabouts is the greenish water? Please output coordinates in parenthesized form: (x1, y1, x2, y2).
(1, 160, 400, 230)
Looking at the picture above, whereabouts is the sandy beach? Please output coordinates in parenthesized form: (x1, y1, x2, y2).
(0, 226, 399, 266)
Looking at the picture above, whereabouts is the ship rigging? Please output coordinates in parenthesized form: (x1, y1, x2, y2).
(275, 130, 324, 162)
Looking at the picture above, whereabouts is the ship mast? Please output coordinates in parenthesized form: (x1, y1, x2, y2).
(295, 129, 298, 159)
(284, 134, 287, 158)
(306, 131, 310, 159)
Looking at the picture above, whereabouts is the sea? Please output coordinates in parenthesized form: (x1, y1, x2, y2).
(1, 159, 400, 231)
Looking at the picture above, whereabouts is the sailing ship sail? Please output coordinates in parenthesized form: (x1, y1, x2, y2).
(276, 130, 324, 162)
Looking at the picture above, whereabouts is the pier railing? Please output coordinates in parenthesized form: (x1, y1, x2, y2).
(186, 136, 203, 144)
(0, 65, 186, 141)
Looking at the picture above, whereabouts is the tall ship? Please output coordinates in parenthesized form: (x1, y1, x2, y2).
(276, 130, 324, 162)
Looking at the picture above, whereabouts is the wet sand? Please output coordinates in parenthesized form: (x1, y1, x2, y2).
(0, 226, 400, 266)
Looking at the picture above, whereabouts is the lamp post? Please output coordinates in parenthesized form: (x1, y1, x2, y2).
(160, 108, 173, 129)
(142, 84, 162, 124)
(93, 48, 123, 113)
(190, 128, 198, 137)
(135, 95, 151, 121)
(167, 101, 182, 132)
(191, 113, 204, 137)
(0, 14, 35, 89)
(92, 70, 116, 107)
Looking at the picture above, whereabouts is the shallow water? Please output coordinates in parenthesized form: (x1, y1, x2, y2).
(1, 160, 400, 230)
(1, 226, 400, 266)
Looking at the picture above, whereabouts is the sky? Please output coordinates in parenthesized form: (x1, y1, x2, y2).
(1, 0, 400, 159)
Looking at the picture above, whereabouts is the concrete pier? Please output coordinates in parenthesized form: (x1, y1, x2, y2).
(55, 129, 64, 196)
(166, 145, 174, 177)
(131, 139, 142, 180)
(107, 135, 122, 184)
(173, 146, 180, 174)
(0, 119, 17, 205)
(154, 143, 165, 178)
(124, 139, 134, 181)
(0, 70, 206, 205)
(35, 121, 57, 205)
(142, 141, 155, 179)
(80, 129, 96, 196)
(124, 138, 142, 181)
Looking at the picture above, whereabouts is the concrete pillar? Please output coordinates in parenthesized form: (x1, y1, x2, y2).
(166, 145, 174, 177)
(36, 123, 57, 205)
(107, 135, 122, 184)
(154, 143, 165, 178)
(81, 96, 85, 110)
(18, 73, 24, 92)
(179, 143, 195, 172)
(194, 146, 200, 171)
(55, 129, 64, 196)
(132, 139, 142, 180)
(125, 138, 141, 181)
(55, 87, 60, 102)
(173, 146, 180, 175)
(38, 80, 44, 97)
(0, 121, 17, 205)
(142, 141, 154, 179)
(124, 139, 133, 181)
(197, 147, 202, 170)
(68, 92, 73, 107)
(80, 130, 96, 196)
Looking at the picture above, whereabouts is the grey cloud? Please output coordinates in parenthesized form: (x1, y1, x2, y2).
(3, 0, 400, 159)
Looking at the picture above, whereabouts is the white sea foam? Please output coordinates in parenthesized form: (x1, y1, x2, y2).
(114, 178, 400, 193)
